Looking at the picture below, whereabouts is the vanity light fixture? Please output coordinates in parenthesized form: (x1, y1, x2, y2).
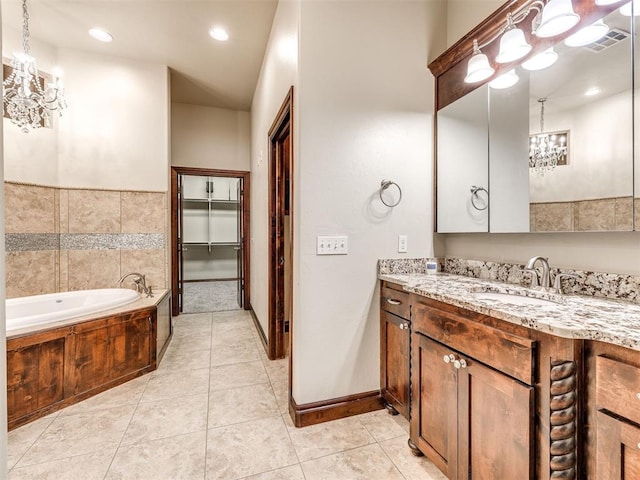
(3, 0, 66, 133)
(209, 26, 229, 41)
(88, 28, 113, 43)
(488, 69, 519, 89)
(496, 13, 532, 63)
(619, 0, 639, 16)
(522, 47, 559, 70)
(564, 19, 609, 47)
(464, 40, 495, 83)
(534, 0, 580, 37)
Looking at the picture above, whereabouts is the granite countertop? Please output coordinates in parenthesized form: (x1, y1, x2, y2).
(380, 273, 640, 352)
(7, 289, 170, 339)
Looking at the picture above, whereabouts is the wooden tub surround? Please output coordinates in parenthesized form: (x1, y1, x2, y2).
(7, 290, 172, 430)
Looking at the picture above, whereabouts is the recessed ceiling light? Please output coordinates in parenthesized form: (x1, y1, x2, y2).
(584, 87, 601, 96)
(209, 27, 229, 42)
(89, 28, 113, 43)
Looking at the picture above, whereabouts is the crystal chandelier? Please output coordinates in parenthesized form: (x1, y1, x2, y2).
(529, 98, 567, 175)
(3, 0, 66, 133)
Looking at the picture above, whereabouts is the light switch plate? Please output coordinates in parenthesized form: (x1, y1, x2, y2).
(398, 235, 408, 253)
(317, 236, 348, 255)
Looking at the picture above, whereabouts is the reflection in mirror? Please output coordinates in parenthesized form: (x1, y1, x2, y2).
(437, 85, 489, 233)
(489, 72, 530, 232)
(528, 7, 633, 232)
(635, 7, 640, 230)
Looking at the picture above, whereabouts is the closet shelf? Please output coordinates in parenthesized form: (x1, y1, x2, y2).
(183, 242, 240, 247)
(183, 198, 239, 205)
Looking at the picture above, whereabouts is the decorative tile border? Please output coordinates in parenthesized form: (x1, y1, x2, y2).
(5, 233, 59, 252)
(5, 233, 165, 252)
(378, 257, 640, 304)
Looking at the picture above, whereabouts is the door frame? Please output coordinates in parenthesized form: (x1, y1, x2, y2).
(268, 87, 294, 360)
(170, 166, 251, 317)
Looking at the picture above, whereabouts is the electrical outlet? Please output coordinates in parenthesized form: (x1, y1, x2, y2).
(317, 236, 348, 255)
(398, 235, 408, 253)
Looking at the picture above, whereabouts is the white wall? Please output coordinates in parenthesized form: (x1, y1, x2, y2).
(292, 0, 444, 404)
(250, 0, 300, 335)
(57, 49, 169, 191)
(446, 0, 503, 48)
(530, 91, 633, 203)
(172, 104, 250, 171)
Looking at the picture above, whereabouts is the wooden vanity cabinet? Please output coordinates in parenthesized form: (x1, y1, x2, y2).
(380, 281, 411, 419)
(410, 295, 536, 479)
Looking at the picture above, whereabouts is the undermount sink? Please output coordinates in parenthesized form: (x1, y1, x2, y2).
(471, 291, 561, 306)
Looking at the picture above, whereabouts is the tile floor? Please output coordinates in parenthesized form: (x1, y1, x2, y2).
(7, 310, 446, 479)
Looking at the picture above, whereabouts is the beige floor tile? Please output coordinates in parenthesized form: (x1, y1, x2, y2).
(301, 443, 404, 480)
(58, 375, 149, 416)
(242, 464, 305, 480)
(271, 380, 289, 414)
(106, 431, 206, 480)
(264, 358, 288, 384)
(173, 313, 213, 338)
(283, 414, 375, 462)
(208, 384, 279, 428)
(9, 450, 114, 480)
(206, 416, 298, 479)
(143, 367, 210, 402)
(379, 435, 448, 480)
(356, 409, 408, 442)
(210, 361, 269, 391)
(210, 340, 261, 367)
(7, 414, 58, 470)
(17, 405, 135, 467)
(174, 312, 213, 324)
(211, 325, 256, 347)
(167, 332, 212, 354)
(156, 348, 211, 373)
(121, 393, 208, 446)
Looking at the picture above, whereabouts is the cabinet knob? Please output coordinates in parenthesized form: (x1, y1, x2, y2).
(636, 393, 640, 400)
(637, 443, 640, 450)
(399, 323, 409, 330)
(443, 354, 455, 364)
(386, 298, 402, 306)
(453, 358, 467, 369)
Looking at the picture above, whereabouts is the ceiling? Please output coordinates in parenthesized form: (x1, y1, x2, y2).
(0, 0, 279, 111)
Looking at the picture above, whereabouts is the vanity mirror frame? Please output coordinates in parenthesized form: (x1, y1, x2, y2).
(429, 0, 634, 233)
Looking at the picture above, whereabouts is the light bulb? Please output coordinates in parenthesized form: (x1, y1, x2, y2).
(488, 69, 519, 89)
(464, 40, 495, 83)
(89, 28, 113, 43)
(564, 19, 609, 47)
(522, 47, 558, 70)
(535, 0, 580, 38)
(496, 26, 532, 63)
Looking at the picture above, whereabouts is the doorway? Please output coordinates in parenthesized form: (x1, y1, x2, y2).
(170, 167, 250, 317)
(268, 87, 294, 360)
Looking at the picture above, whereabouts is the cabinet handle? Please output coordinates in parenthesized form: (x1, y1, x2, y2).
(443, 354, 455, 364)
(453, 358, 467, 369)
(399, 323, 409, 330)
(636, 393, 640, 400)
(386, 298, 402, 305)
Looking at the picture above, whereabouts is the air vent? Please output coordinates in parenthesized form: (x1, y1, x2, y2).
(583, 28, 630, 53)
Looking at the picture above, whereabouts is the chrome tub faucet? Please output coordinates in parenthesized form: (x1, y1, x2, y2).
(118, 272, 154, 297)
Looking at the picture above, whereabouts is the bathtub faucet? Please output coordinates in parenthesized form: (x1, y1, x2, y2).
(118, 272, 154, 298)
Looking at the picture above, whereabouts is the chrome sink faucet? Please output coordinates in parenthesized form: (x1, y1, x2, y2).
(118, 272, 153, 297)
(524, 256, 551, 290)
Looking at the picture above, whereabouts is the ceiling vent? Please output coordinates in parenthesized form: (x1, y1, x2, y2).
(583, 27, 630, 53)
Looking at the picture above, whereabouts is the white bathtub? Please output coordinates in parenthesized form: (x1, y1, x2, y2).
(6, 288, 140, 334)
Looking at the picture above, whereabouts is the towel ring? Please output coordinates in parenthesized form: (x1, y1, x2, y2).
(470, 185, 488, 211)
(379, 180, 402, 208)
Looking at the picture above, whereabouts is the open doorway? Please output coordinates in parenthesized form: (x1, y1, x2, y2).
(268, 87, 294, 360)
(170, 167, 250, 317)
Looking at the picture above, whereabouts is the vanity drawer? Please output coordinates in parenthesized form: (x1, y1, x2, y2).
(381, 285, 410, 320)
(413, 299, 535, 385)
(596, 355, 640, 425)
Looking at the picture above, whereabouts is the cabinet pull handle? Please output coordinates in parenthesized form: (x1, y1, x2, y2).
(399, 323, 409, 330)
(386, 298, 402, 305)
(443, 354, 455, 364)
(453, 359, 467, 369)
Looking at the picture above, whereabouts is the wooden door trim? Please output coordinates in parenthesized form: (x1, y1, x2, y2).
(170, 166, 251, 317)
(268, 86, 294, 361)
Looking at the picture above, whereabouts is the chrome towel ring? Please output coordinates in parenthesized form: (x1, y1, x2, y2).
(379, 180, 402, 208)
(470, 185, 488, 211)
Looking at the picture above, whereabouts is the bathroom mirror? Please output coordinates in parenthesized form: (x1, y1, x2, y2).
(437, 4, 635, 233)
(436, 85, 488, 233)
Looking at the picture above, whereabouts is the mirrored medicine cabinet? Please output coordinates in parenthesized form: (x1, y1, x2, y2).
(432, 0, 637, 233)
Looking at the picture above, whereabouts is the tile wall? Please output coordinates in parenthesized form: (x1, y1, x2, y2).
(530, 196, 640, 232)
(5, 182, 168, 299)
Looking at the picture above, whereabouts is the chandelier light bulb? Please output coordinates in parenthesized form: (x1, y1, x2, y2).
(496, 25, 532, 63)
(464, 40, 495, 83)
(488, 69, 519, 89)
(564, 19, 609, 47)
(620, 0, 640, 16)
(522, 47, 558, 70)
(535, 0, 580, 38)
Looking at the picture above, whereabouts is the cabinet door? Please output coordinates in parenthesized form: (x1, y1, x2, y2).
(380, 311, 410, 418)
(110, 313, 151, 380)
(72, 323, 112, 394)
(411, 334, 458, 478)
(458, 356, 534, 480)
(597, 411, 640, 479)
